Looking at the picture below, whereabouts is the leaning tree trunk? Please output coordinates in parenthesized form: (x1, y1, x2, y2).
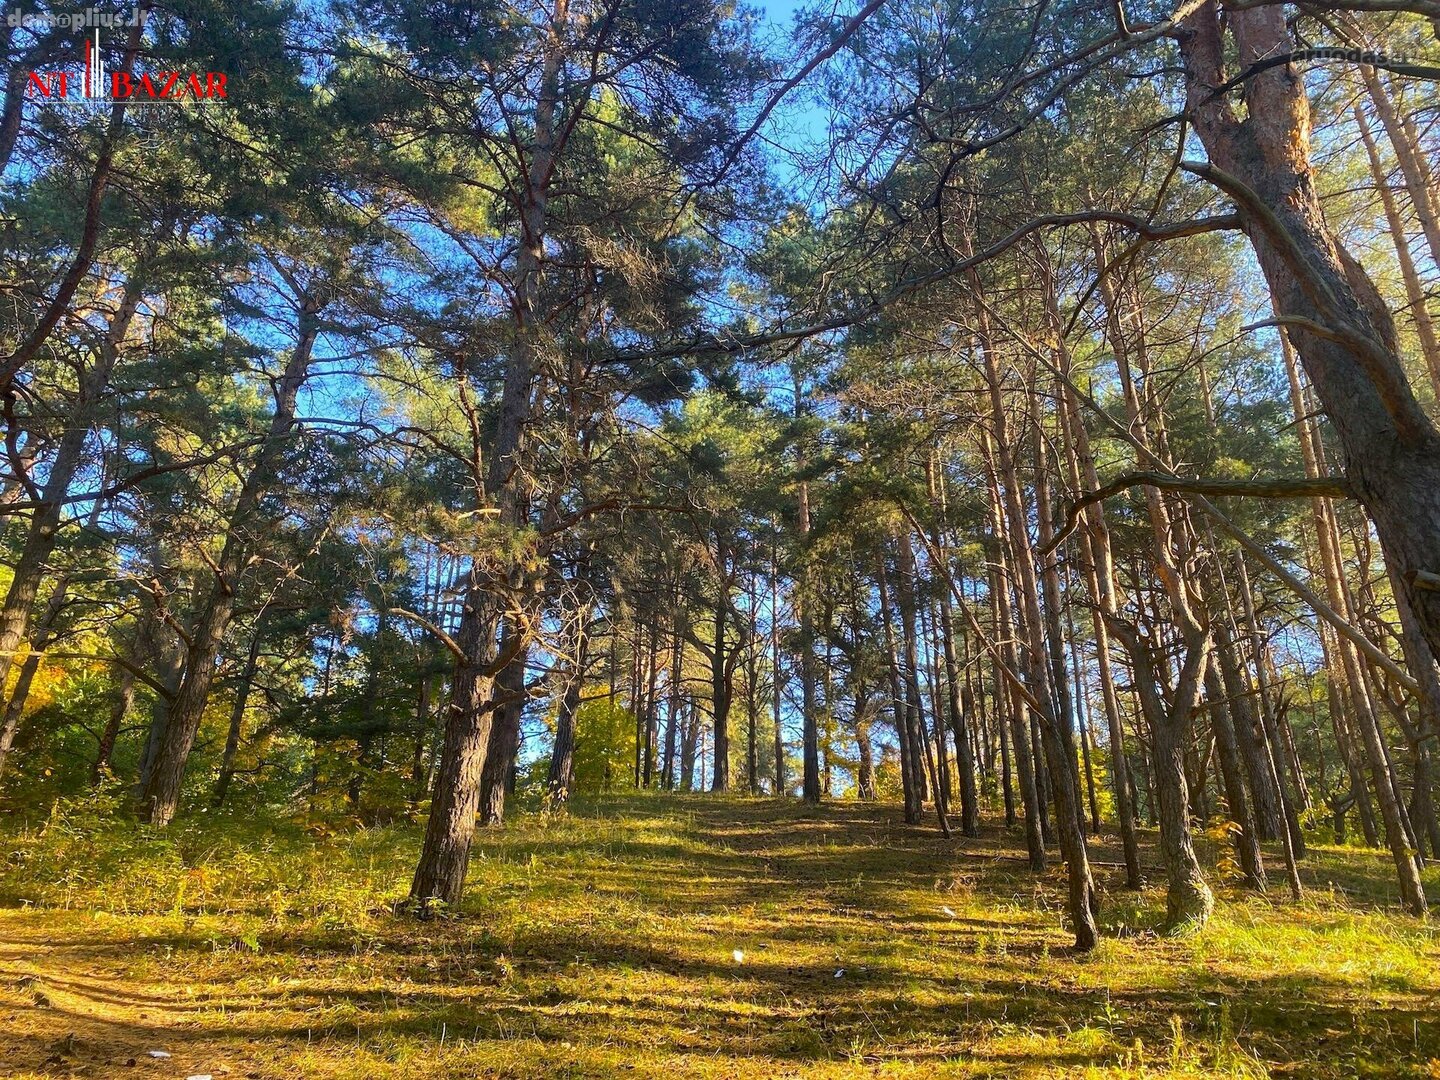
(1354, 102, 1440, 397)
(213, 628, 262, 807)
(982, 333, 1098, 951)
(139, 308, 320, 826)
(0, 278, 140, 702)
(0, 573, 74, 779)
(1180, 3, 1430, 915)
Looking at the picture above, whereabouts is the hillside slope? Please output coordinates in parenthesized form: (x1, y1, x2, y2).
(1, 794, 1437, 1078)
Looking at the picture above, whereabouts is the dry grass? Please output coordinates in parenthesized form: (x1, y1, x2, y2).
(0, 792, 1437, 1078)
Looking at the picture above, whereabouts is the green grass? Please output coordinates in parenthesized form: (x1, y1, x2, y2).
(0, 792, 1437, 1078)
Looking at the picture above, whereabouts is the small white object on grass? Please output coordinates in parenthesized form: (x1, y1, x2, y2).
(186, 1075, 214, 1080)
(145, 1051, 171, 1059)
(834, 969, 844, 979)
(731, 949, 745, 964)
(941, 906, 957, 918)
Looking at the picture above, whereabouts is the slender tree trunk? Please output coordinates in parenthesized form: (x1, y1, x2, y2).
(643, 624, 660, 787)
(1356, 64, 1440, 269)
(1205, 661, 1268, 891)
(877, 555, 922, 824)
(1354, 103, 1440, 397)
(983, 451, 1041, 863)
(711, 569, 732, 793)
(1066, 601, 1102, 834)
(927, 456, 980, 835)
(661, 608, 682, 792)
(1215, 621, 1283, 841)
(1088, 221, 1218, 924)
(91, 670, 135, 787)
(546, 618, 588, 811)
(213, 629, 262, 808)
(770, 538, 786, 796)
(410, 672, 433, 808)
(1069, 486, 1142, 882)
(895, 530, 932, 807)
(1234, 554, 1309, 854)
(797, 464, 821, 803)
(978, 321, 1096, 948)
(680, 702, 698, 792)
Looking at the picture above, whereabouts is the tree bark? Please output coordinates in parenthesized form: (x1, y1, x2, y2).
(409, 0, 568, 909)
(1204, 660, 1268, 891)
(139, 305, 320, 825)
(1181, 5, 1440, 708)
(212, 628, 262, 808)
(479, 641, 530, 826)
(545, 619, 588, 811)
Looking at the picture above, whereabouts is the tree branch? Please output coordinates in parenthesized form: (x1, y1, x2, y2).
(1042, 471, 1354, 555)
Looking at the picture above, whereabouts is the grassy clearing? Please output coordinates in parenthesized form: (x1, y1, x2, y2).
(0, 792, 1437, 1078)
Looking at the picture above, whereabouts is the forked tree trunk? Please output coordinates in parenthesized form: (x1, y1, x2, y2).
(409, 0, 569, 910)
(1088, 221, 1219, 927)
(1115, 617, 1215, 929)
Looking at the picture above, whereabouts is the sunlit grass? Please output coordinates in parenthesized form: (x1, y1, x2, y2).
(0, 791, 1436, 1077)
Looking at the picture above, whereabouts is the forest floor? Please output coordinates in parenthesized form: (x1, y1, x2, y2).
(0, 793, 1437, 1079)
